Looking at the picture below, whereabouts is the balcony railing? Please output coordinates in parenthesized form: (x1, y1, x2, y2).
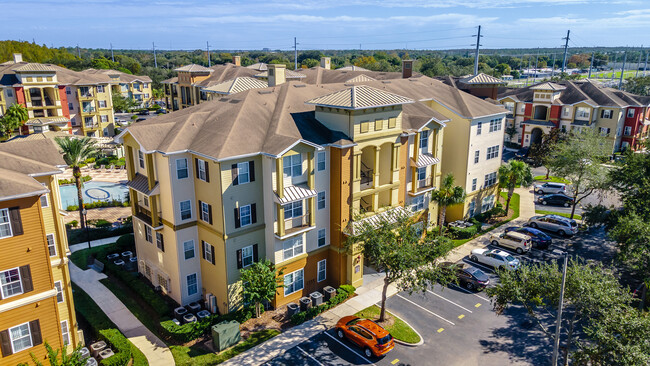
(360, 162, 374, 190)
(82, 107, 96, 114)
(416, 176, 434, 189)
(79, 92, 93, 98)
(283, 213, 310, 235)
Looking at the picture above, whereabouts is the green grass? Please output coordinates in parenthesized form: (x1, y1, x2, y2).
(354, 305, 421, 344)
(170, 329, 280, 366)
(534, 175, 570, 184)
(452, 192, 520, 248)
(535, 210, 582, 220)
(69, 241, 122, 268)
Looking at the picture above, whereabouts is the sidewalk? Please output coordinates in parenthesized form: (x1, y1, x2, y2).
(69, 262, 175, 365)
(223, 187, 537, 366)
(68, 235, 124, 253)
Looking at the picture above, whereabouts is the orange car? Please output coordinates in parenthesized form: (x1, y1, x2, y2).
(335, 315, 395, 358)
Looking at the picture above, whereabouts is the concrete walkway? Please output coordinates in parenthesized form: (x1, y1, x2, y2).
(68, 235, 124, 253)
(223, 187, 537, 366)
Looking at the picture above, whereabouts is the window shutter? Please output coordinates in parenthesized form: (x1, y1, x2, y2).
(253, 244, 259, 263)
(600, 110, 604, 118)
(236, 249, 243, 269)
(231, 164, 239, 186)
(160, 234, 165, 252)
(249, 161, 255, 182)
(204, 161, 210, 183)
(8, 207, 23, 236)
(201, 241, 206, 260)
(20, 265, 33, 293)
(198, 200, 203, 220)
(195, 158, 200, 179)
(251, 204, 257, 224)
(0, 330, 12, 356)
(208, 204, 213, 225)
(29, 320, 42, 346)
(234, 208, 241, 228)
(210, 244, 215, 265)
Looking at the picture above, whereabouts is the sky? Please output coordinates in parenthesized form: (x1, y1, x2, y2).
(1, 0, 650, 51)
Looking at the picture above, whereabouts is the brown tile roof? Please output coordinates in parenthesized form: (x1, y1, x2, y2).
(174, 64, 213, 73)
(12, 63, 56, 72)
(85, 69, 152, 83)
(530, 82, 566, 91)
(297, 67, 405, 85)
(337, 65, 370, 71)
(246, 63, 268, 71)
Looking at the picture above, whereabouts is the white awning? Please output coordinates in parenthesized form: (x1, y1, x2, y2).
(274, 184, 318, 204)
(410, 153, 440, 168)
(348, 206, 412, 236)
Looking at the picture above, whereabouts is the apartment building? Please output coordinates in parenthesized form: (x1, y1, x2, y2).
(0, 138, 79, 364)
(85, 69, 153, 107)
(498, 80, 650, 152)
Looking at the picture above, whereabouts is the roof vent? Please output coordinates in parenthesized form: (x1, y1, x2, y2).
(340, 71, 348, 74)
(258, 90, 273, 94)
(293, 84, 306, 88)
(229, 99, 241, 104)
(344, 83, 354, 86)
(219, 98, 229, 102)
(381, 81, 391, 84)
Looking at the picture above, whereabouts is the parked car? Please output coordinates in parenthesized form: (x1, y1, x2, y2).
(534, 182, 566, 195)
(138, 110, 150, 115)
(440, 262, 490, 291)
(527, 215, 577, 236)
(135, 118, 146, 122)
(336, 316, 394, 358)
(489, 231, 532, 254)
(504, 227, 552, 249)
(156, 109, 167, 114)
(514, 147, 529, 160)
(470, 249, 520, 270)
(538, 193, 574, 207)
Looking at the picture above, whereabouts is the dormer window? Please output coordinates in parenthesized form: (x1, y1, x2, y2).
(283, 154, 302, 178)
(419, 130, 429, 151)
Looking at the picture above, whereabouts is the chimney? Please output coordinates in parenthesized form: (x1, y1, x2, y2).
(320, 57, 331, 70)
(402, 60, 413, 78)
(13, 53, 23, 63)
(268, 64, 286, 87)
(233, 56, 241, 66)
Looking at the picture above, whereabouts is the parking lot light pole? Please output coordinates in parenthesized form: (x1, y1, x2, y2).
(82, 208, 91, 250)
(551, 253, 569, 366)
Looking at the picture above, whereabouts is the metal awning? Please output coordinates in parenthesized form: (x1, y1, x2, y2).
(274, 184, 318, 204)
(126, 173, 160, 196)
(410, 153, 440, 168)
(25, 117, 70, 125)
(348, 206, 412, 236)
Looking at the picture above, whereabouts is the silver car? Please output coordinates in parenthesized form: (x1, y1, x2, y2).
(534, 182, 567, 195)
(527, 215, 577, 236)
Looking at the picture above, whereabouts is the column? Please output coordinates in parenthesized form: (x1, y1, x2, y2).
(146, 154, 155, 190)
(126, 146, 135, 180)
(353, 149, 361, 182)
(308, 197, 316, 226)
(373, 146, 381, 189)
(307, 151, 315, 190)
(276, 158, 284, 199)
(150, 195, 160, 227)
(277, 204, 285, 237)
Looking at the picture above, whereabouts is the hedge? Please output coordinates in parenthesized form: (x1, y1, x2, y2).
(449, 222, 480, 239)
(291, 286, 356, 325)
(160, 307, 254, 343)
(67, 223, 133, 245)
(67, 199, 129, 211)
(59, 175, 92, 185)
(102, 261, 170, 317)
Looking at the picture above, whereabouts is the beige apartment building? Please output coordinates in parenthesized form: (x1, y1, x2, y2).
(86, 69, 153, 107)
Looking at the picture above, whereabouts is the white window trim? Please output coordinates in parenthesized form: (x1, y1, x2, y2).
(9, 322, 33, 353)
(317, 191, 326, 210)
(317, 228, 327, 247)
(1, 267, 23, 299)
(186, 273, 198, 296)
(197, 159, 207, 181)
(237, 162, 250, 185)
(317, 259, 326, 282)
(0, 208, 13, 239)
(283, 154, 302, 178)
(47, 233, 57, 257)
(200, 201, 210, 223)
(180, 200, 192, 221)
(284, 268, 304, 296)
(419, 130, 429, 151)
(183, 240, 195, 260)
(317, 151, 326, 171)
(145, 226, 152, 243)
(40, 194, 49, 208)
(138, 150, 145, 169)
(203, 242, 213, 263)
(241, 245, 254, 268)
(282, 236, 304, 261)
(239, 204, 252, 227)
(176, 158, 188, 179)
(61, 320, 70, 346)
(54, 281, 64, 303)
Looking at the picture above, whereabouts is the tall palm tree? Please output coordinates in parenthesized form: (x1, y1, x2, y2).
(55, 137, 98, 229)
(498, 160, 533, 214)
(0, 103, 28, 138)
(431, 174, 466, 234)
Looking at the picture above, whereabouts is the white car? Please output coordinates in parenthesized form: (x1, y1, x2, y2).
(470, 249, 520, 271)
(534, 182, 566, 195)
(528, 215, 577, 236)
(489, 231, 532, 254)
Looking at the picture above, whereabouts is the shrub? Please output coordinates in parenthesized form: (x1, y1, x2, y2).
(85, 157, 96, 163)
(67, 223, 133, 245)
(160, 307, 254, 343)
(339, 284, 356, 295)
(116, 233, 134, 247)
(290, 287, 354, 325)
(103, 262, 170, 316)
(449, 224, 479, 239)
(99, 329, 131, 366)
(58, 175, 92, 185)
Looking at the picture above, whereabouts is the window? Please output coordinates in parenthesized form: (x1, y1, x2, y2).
(40, 195, 48, 208)
(241, 245, 254, 268)
(46, 234, 56, 257)
(180, 200, 192, 220)
(237, 162, 249, 184)
(602, 109, 613, 119)
(54, 281, 64, 303)
(627, 108, 635, 118)
(61, 321, 70, 346)
(318, 229, 326, 247)
(388, 117, 397, 128)
(283, 154, 302, 177)
(0, 208, 12, 238)
(156, 232, 164, 251)
(284, 269, 304, 296)
(474, 150, 480, 164)
(624, 126, 632, 135)
(489, 118, 502, 132)
(138, 150, 144, 169)
(416, 167, 426, 183)
(563, 108, 570, 117)
(142, 196, 149, 208)
(317, 151, 326, 171)
(183, 240, 195, 260)
(412, 195, 425, 211)
(68, 102, 74, 111)
(200, 201, 210, 223)
(576, 107, 590, 119)
(283, 201, 303, 219)
(360, 121, 369, 133)
(65, 87, 71, 95)
(283, 236, 304, 261)
(176, 159, 188, 179)
(419, 130, 429, 151)
(504, 102, 514, 112)
(9, 323, 32, 353)
(477, 122, 482, 135)
(98, 100, 107, 108)
(239, 204, 252, 226)
(1, 268, 22, 298)
(145, 226, 152, 243)
(197, 159, 208, 181)
(84, 117, 94, 127)
(600, 127, 611, 136)
(186, 273, 198, 296)
(375, 119, 383, 131)
(317, 259, 326, 282)
(486, 145, 500, 160)
(472, 178, 477, 191)
(484, 172, 497, 187)
(100, 115, 108, 123)
(317, 191, 326, 210)
(202, 241, 214, 263)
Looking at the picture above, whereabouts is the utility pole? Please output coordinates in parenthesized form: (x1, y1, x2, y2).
(207, 41, 211, 67)
(110, 43, 114, 62)
(551, 253, 569, 366)
(533, 49, 539, 83)
(635, 48, 642, 77)
(473, 25, 483, 76)
(76, 44, 80, 58)
(153, 42, 158, 68)
(588, 52, 594, 78)
(611, 53, 618, 80)
(644, 50, 648, 76)
(526, 58, 531, 86)
(561, 30, 570, 73)
(551, 53, 556, 78)
(619, 50, 627, 90)
(294, 37, 298, 70)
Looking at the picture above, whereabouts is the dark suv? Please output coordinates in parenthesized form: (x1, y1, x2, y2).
(504, 226, 552, 249)
(538, 193, 574, 207)
(441, 262, 490, 291)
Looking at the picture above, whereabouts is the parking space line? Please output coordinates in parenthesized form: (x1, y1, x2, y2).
(391, 359, 400, 365)
(297, 346, 325, 366)
(458, 314, 465, 319)
(475, 303, 482, 308)
(437, 328, 445, 333)
(426, 290, 473, 313)
(396, 294, 455, 325)
(449, 284, 490, 302)
(323, 331, 377, 366)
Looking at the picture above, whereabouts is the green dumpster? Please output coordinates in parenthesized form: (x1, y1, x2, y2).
(211, 320, 241, 352)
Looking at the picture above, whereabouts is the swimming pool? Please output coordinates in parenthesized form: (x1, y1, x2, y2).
(59, 181, 129, 208)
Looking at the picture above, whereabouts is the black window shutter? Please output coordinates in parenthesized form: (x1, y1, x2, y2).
(210, 245, 215, 265)
(251, 203, 257, 224)
(208, 204, 213, 225)
(0, 330, 12, 356)
(19, 265, 33, 293)
(234, 208, 241, 228)
(195, 158, 200, 179)
(9, 207, 23, 236)
(236, 249, 243, 269)
(160, 234, 165, 252)
(205, 161, 210, 183)
(600, 110, 604, 118)
(198, 200, 203, 220)
(29, 320, 42, 346)
(231, 164, 239, 185)
(253, 244, 259, 263)
(249, 161, 255, 182)
(201, 241, 206, 260)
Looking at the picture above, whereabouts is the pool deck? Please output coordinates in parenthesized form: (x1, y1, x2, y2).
(63, 206, 132, 225)
(58, 166, 127, 183)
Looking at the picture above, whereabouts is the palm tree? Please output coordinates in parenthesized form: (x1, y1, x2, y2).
(431, 174, 466, 234)
(498, 160, 533, 214)
(0, 103, 28, 138)
(55, 137, 98, 229)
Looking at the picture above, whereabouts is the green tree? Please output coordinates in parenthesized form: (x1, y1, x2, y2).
(347, 212, 455, 322)
(546, 129, 609, 219)
(55, 137, 98, 229)
(505, 124, 517, 142)
(623, 76, 650, 96)
(240, 260, 284, 318)
(0, 103, 28, 138)
(111, 92, 137, 113)
(528, 128, 564, 177)
(431, 174, 466, 234)
(495, 63, 511, 75)
(23, 342, 88, 366)
(498, 160, 533, 213)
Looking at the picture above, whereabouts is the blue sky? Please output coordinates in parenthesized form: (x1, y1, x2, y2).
(2, 0, 649, 51)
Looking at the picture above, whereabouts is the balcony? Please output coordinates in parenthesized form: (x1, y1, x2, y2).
(410, 175, 436, 196)
(360, 162, 373, 190)
(82, 107, 96, 114)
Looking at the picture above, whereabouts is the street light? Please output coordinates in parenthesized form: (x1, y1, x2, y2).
(82, 208, 91, 251)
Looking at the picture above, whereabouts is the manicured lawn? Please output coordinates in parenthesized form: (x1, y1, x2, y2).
(170, 329, 280, 366)
(534, 175, 570, 184)
(69, 242, 120, 268)
(535, 210, 582, 220)
(452, 192, 520, 248)
(354, 305, 421, 344)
